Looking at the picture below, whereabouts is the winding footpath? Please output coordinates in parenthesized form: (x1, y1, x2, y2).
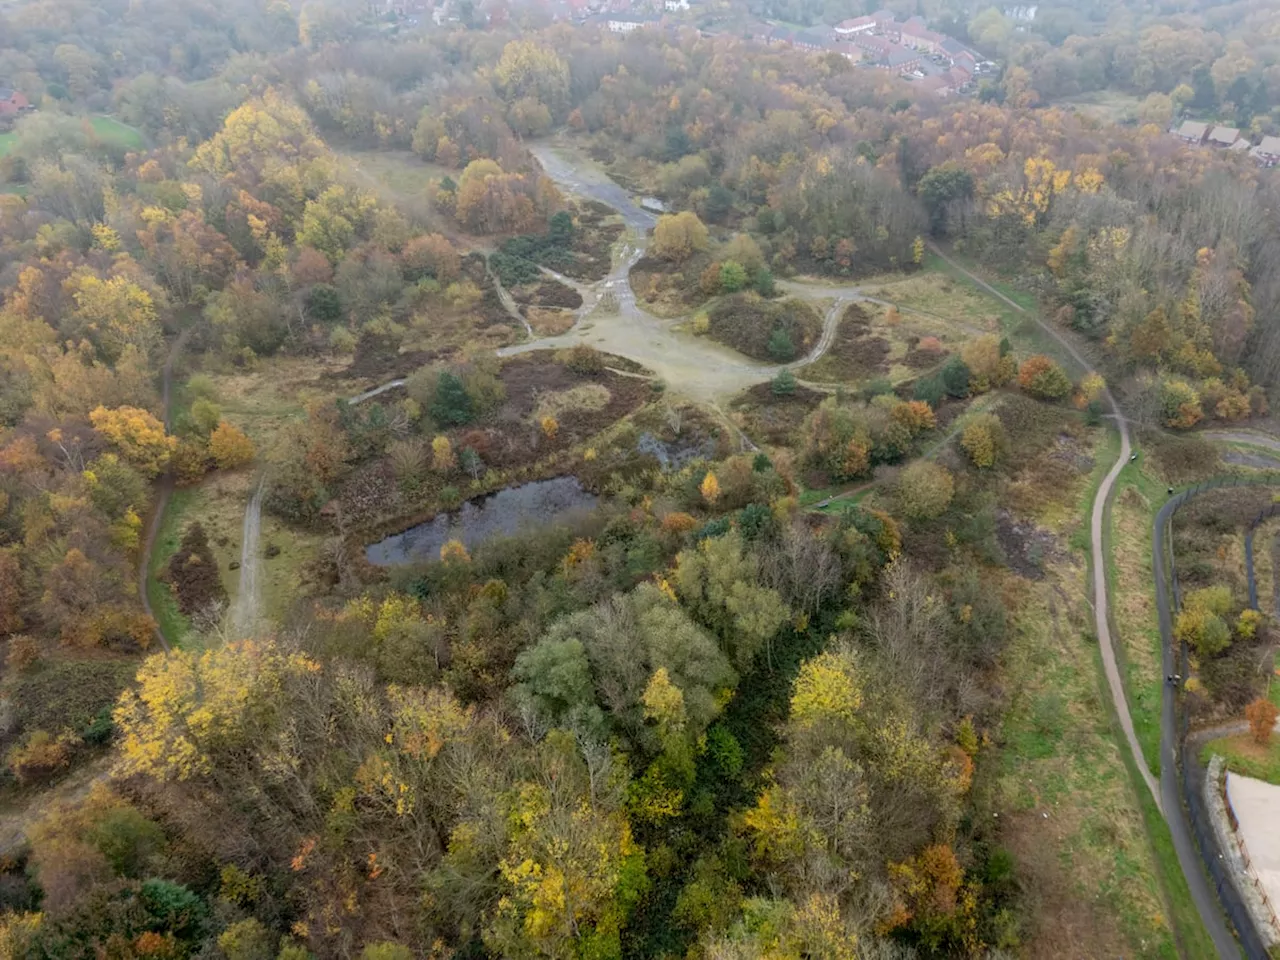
(929, 246, 1243, 956)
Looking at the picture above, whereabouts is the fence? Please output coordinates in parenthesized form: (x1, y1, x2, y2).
(1164, 474, 1280, 959)
(1245, 501, 1280, 612)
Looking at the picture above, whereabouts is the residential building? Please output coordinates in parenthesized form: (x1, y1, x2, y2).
(1251, 136, 1280, 168)
(606, 12, 659, 31)
(664, 0, 689, 11)
(0, 88, 30, 116)
(1207, 126, 1240, 148)
(1175, 120, 1209, 145)
(833, 15, 875, 35)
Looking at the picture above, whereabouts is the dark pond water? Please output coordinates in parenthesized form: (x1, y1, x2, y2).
(365, 476, 599, 566)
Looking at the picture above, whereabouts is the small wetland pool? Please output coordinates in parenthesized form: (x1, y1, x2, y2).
(365, 476, 599, 566)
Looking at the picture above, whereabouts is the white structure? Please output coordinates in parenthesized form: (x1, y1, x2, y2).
(833, 15, 875, 35)
(607, 14, 657, 31)
(664, 0, 689, 11)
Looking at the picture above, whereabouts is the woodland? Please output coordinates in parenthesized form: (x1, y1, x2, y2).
(1, 0, 1280, 958)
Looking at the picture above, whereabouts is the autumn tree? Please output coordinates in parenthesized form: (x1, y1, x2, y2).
(896, 461, 954, 520)
(1016, 355, 1071, 401)
(90, 405, 176, 477)
(960, 414, 1005, 468)
(209, 422, 256, 469)
(653, 212, 709, 262)
(1245, 697, 1278, 746)
(494, 40, 570, 118)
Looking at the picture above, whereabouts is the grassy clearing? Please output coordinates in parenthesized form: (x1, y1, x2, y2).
(1107, 459, 1171, 774)
(338, 147, 452, 230)
(0, 131, 14, 158)
(204, 355, 354, 456)
(147, 488, 197, 646)
(89, 115, 143, 150)
(996, 430, 1179, 959)
(1054, 90, 1144, 125)
(1201, 733, 1280, 785)
(863, 267, 1005, 333)
(152, 471, 327, 631)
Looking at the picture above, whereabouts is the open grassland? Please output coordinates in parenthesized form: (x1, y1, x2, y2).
(1054, 90, 1145, 125)
(337, 147, 454, 231)
(997, 429, 1181, 959)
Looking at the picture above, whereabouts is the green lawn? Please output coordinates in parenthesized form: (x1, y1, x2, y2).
(88, 115, 144, 151)
(147, 487, 196, 647)
(0, 131, 15, 158)
(1202, 733, 1280, 785)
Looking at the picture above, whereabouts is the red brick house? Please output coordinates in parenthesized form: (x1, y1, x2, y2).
(0, 88, 31, 116)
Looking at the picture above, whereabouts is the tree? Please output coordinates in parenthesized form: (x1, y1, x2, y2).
(432, 371, 475, 426)
(1017, 355, 1071, 400)
(652, 212, 709, 262)
(67, 274, 162, 365)
(768, 327, 796, 362)
(432, 435, 456, 473)
(494, 40, 570, 116)
(219, 918, 278, 960)
(917, 164, 974, 236)
(1130, 307, 1172, 362)
(701, 471, 720, 505)
(1174, 586, 1233, 657)
(960, 414, 1004, 468)
(719, 260, 748, 293)
(209, 422, 255, 469)
(90, 405, 175, 477)
(772, 370, 797, 396)
(897, 462, 954, 520)
(1245, 698, 1278, 746)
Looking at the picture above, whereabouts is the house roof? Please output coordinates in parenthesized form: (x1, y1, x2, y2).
(834, 15, 874, 30)
(885, 46, 919, 66)
(0, 88, 14, 100)
(1255, 136, 1280, 156)
(1208, 126, 1240, 145)
(1229, 138, 1251, 151)
(1177, 120, 1208, 140)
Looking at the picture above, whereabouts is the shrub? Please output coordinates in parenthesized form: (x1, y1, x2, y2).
(719, 260, 748, 293)
(208, 422, 255, 469)
(561, 344, 606, 375)
(431, 371, 475, 426)
(7, 729, 77, 784)
(1160, 377, 1203, 429)
(961, 413, 1005, 468)
(940, 356, 971, 398)
(897, 461, 954, 520)
(306, 284, 343, 322)
(1017, 355, 1071, 400)
(768, 327, 796, 362)
(772, 370, 797, 396)
(1245, 697, 1278, 745)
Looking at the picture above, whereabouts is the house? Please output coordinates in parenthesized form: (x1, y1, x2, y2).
(883, 44, 922, 73)
(851, 33, 894, 56)
(0, 88, 30, 116)
(833, 15, 875, 35)
(664, 0, 689, 11)
(606, 13, 659, 31)
(1207, 126, 1240, 148)
(900, 23, 946, 54)
(1230, 138, 1251, 154)
(1175, 120, 1209, 145)
(1251, 136, 1280, 168)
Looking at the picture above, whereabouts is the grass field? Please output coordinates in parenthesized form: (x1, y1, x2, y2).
(1202, 732, 1280, 784)
(0, 131, 14, 158)
(1054, 91, 1145, 125)
(338, 147, 453, 230)
(996, 428, 1182, 959)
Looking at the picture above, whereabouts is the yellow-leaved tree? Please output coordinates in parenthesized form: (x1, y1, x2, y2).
(209, 421, 255, 469)
(90, 405, 176, 477)
(113, 639, 320, 782)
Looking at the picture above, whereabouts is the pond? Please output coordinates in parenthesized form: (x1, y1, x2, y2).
(365, 476, 600, 566)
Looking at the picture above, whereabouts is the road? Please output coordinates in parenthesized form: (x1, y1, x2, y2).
(930, 245, 1242, 956)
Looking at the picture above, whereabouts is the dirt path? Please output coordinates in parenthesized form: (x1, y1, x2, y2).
(230, 479, 265, 639)
(0, 755, 113, 857)
(138, 329, 192, 653)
